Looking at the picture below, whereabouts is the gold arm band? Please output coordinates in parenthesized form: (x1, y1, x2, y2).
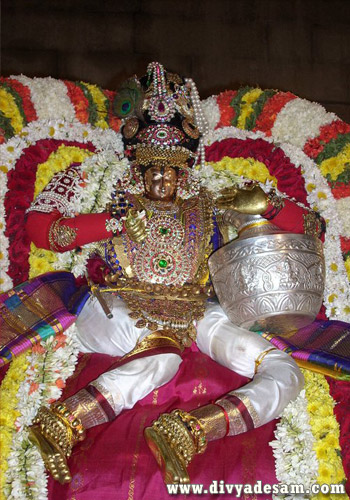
(48, 217, 77, 252)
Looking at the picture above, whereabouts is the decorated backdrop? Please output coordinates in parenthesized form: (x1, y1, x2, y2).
(0, 76, 350, 500)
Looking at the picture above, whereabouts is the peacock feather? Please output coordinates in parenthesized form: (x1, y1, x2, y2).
(113, 77, 144, 119)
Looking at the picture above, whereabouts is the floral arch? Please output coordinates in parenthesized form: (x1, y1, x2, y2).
(0, 76, 349, 499)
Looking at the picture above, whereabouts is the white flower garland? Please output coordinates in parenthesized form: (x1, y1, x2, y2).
(11, 76, 76, 122)
(201, 95, 220, 131)
(270, 390, 319, 500)
(271, 98, 337, 150)
(336, 197, 350, 238)
(4, 324, 80, 500)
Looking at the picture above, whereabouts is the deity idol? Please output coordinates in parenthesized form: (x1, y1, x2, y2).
(24, 63, 325, 485)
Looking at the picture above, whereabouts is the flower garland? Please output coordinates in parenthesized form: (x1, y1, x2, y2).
(327, 377, 350, 494)
(305, 120, 350, 155)
(205, 156, 277, 187)
(302, 370, 347, 499)
(278, 141, 350, 320)
(4, 139, 95, 287)
(203, 127, 308, 203)
(271, 98, 337, 150)
(0, 354, 29, 500)
(270, 372, 348, 500)
(1, 76, 121, 136)
(253, 91, 297, 136)
(0, 86, 25, 136)
(0, 78, 37, 143)
(269, 389, 319, 500)
(216, 90, 237, 127)
(1, 325, 80, 500)
(12, 76, 76, 122)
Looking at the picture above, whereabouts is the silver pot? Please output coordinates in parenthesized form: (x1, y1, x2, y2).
(208, 212, 325, 333)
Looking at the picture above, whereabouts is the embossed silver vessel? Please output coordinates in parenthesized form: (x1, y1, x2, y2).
(208, 211, 325, 333)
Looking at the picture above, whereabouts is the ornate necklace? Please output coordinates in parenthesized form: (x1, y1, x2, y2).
(132, 208, 192, 286)
(141, 197, 180, 215)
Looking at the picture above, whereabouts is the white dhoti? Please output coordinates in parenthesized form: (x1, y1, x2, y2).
(73, 295, 303, 432)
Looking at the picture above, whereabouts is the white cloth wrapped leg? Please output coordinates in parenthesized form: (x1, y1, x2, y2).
(67, 296, 181, 423)
(196, 302, 304, 431)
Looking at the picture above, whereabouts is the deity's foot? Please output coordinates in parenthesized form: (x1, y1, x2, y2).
(144, 426, 190, 484)
(29, 425, 72, 484)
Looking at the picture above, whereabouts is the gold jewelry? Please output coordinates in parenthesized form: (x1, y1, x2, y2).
(254, 347, 277, 374)
(182, 118, 200, 139)
(154, 412, 196, 465)
(29, 403, 86, 484)
(48, 217, 77, 251)
(173, 409, 207, 455)
(105, 217, 124, 233)
(145, 409, 208, 484)
(303, 211, 323, 238)
(262, 191, 285, 219)
(124, 209, 148, 243)
(32, 403, 86, 457)
(135, 144, 194, 169)
(123, 117, 139, 138)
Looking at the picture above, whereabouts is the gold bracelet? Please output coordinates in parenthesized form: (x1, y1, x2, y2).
(173, 409, 207, 455)
(254, 347, 277, 374)
(32, 403, 86, 458)
(153, 412, 196, 465)
(152, 409, 208, 466)
(48, 217, 77, 251)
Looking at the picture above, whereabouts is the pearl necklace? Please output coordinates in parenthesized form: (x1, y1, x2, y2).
(185, 77, 209, 169)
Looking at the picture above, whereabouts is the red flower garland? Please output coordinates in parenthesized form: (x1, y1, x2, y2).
(205, 137, 308, 204)
(303, 120, 350, 159)
(3, 77, 38, 124)
(330, 182, 350, 200)
(4, 139, 95, 285)
(340, 236, 350, 255)
(216, 90, 237, 128)
(63, 81, 90, 124)
(103, 89, 122, 133)
(253, 92, 297, 136)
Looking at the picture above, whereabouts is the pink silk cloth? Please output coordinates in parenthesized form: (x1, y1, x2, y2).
(48, 345, 277, 500)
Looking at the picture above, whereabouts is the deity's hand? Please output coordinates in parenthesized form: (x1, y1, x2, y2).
(215, 185, 268, 214)
(125, 209, 148, 243)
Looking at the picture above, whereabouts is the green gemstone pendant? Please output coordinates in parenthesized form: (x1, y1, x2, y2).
(159, 227, 169, 235)
(158, 259, 168, 268)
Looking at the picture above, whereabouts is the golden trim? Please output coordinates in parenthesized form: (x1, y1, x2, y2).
(296, 359, 345, 379)
(190, 404, 228, 441)
(254, 347, 277, 374)
(238, 220, 271, 237)
(231, 392, 261, 429)
(120, 331, 183, 362)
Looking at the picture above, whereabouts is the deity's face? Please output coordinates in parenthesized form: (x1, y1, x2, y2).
(144, 165, 177, 202)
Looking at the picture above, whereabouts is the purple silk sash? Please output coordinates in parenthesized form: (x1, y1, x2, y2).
(0, 272, 89, 366)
